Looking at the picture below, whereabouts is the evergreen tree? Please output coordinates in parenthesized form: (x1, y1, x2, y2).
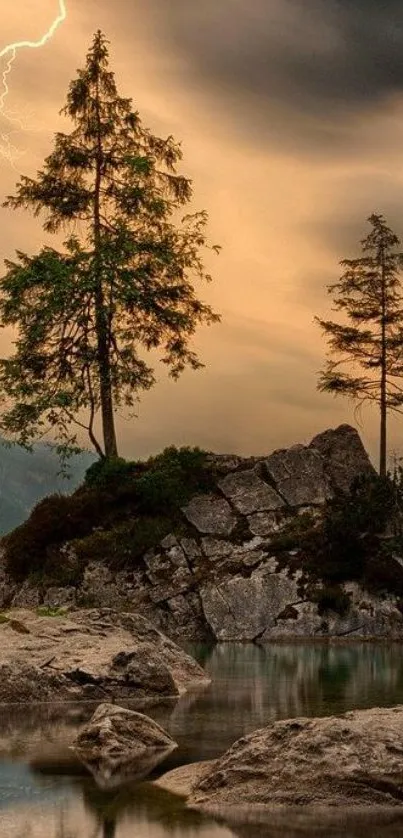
(0, 31, 220, 459)
(316, 214, 403, 478)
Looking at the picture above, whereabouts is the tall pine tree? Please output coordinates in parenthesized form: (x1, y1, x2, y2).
(316, 214, 403, 477)
(0, 32, 220, 459)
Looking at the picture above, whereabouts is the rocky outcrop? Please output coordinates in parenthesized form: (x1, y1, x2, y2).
(0, 424, 390, 642)
(200, 561, 300, 641)
(182, 495, 237, 536)
(217, 469, 285, 514)
(260, 582, 403, 640)
(310, 424, 374, 493)
(265, 445, 332, 506)
(73, 703, 177, 788)
(0, 608, 209, 704)
(187, 705, 403, 809)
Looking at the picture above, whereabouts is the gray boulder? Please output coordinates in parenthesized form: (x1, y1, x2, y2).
(182, 494, 237, 536)
(74, 702, 177, 788)
(218, 469, 285, 515)
(265, 444, 332, 507)
(190, 705, 403, 808)
(247, 511, 283, 537)
(310, 423, 374, 493)
(200, 562, 299, 640)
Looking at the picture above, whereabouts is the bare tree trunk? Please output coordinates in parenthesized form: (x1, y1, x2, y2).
(103, 818, 116, 838)
(94, 72, 118, 459)
(380, 249, 387, 478)
(380, 373, 387, 478)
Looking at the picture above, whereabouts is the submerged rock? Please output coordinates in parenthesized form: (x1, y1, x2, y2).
(188, 705, 403, 809)
(0, 608, 209, 704)
(74, 703, 177, 788)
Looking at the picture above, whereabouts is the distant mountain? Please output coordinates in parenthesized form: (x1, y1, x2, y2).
(0, 442, 95, 535)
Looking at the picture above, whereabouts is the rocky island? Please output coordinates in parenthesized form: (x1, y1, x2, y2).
(1, 424, 403, 643)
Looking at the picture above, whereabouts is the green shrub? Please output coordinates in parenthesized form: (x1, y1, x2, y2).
(84, 447, 211, 506)
(75, 515, 175, 570)
(36, 606, 67, 618)
(300, 472, 403, 598)
(362, 549, 403, 598)
(134, 446, 212, 513)
(84, 456, 140, 489)
(4, 445, 211, 581)
(3, 489, 112, 579)
(313, 584, 351, 617)
(269, 511, 317, 553)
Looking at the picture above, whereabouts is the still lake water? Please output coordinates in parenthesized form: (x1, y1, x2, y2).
(2, 643, 403, 837)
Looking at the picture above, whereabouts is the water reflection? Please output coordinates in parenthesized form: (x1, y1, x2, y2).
(216, 808, 403, 838)
(152, 642, 403, 761)
(0, 776, 234, 838)
(2, 642, 403, 837)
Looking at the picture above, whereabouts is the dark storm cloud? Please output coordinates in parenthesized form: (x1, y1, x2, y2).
(148, 0, 403, 109)
(133, 0, 403, 153)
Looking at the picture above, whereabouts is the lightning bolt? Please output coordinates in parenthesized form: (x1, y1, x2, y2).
(0, 1, 67, 167)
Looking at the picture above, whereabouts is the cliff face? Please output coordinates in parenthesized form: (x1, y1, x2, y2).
(2, 424, 403, 642)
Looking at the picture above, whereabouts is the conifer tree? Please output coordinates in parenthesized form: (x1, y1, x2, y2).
(316, 214, 403, 478)
(0, 32, 220, 459)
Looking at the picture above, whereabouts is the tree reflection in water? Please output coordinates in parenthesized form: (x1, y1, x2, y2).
(102, 820, 116, 838)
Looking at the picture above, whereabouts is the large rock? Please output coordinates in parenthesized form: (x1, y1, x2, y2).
(190, 705, 403, 809)
(73, 703, 177, 788)
(182, 494, 237, 536)
(200, 562, 300, 640)
(155, 760, 217, 797)
(265, 445, 332, 507)
(0, 608, 209, 704)
(310, 423, 374, 493)
(218, 469, 285, 515)
(247, 511, 283, 537)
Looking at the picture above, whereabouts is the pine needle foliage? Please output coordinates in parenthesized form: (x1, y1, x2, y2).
(0, 31, 220, 460)
(316, 214, 403, 476)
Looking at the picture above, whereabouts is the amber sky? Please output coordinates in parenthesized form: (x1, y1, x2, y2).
(1, 0, 403, 463)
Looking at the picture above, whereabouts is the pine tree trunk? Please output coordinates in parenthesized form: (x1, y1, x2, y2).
(94, 72, 118, 459)
(380, 374, 387, 478)
(380, 250, 387, 479)
(96, 295, 118, 459)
